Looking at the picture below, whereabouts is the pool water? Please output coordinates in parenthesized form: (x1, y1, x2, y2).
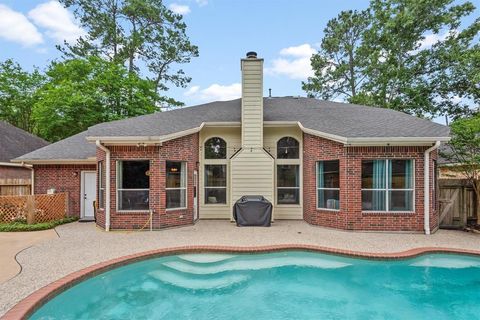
(30, 251, 480, 319)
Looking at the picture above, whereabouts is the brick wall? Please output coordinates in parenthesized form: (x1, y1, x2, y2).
(303, 133, 438, 232)
(0, 166, 31, 179)
(96, 133, 199, 230)
(34, 164, 96, 217)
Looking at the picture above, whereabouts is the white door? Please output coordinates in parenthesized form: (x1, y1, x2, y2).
(193, 170, 198, 220)
(82, 171, 96, 220)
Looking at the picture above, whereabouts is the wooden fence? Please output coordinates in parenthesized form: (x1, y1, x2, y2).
(0, 178, 31, 196)
(438, 179, 477, 228)
(0, 193, 68, 224)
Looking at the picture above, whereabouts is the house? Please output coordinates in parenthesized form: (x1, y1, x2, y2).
(0, 121, 49, 194)
(14, 52, 450, 233)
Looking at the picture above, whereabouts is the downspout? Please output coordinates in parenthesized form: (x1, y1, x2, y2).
(424, 141, 441, 235)
(96, 140, 111, 231)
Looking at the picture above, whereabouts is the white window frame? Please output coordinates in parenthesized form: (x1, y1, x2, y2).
(166, 161, 187, 210)
(361, 159, 415, 213)
(98, 161, 105, 209)
(276, 164, 301, 205)
(275, 136, 302, 206)
(203, 136, 228, 206)
(204, 164, 227, 205)
(316, 160, 340, 211)
(116, 160, 150, 212)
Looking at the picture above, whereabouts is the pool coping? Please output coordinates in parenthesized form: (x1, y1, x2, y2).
(3, 244, 480, 320)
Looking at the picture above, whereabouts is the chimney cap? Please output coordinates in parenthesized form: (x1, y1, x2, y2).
(246, 51, 257, 59)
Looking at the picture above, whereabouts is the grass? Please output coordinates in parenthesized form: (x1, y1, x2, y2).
(0, 217, 78, 232)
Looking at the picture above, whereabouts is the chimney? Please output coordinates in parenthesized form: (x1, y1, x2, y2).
(241, 51, 263, 148)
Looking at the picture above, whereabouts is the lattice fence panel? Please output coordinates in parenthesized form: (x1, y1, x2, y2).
(34, 193, 67, 223)
(0, 193, 67, 223)
(0, 195, 27, 223)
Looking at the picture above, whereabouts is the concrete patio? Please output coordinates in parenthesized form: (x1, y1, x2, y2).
(2, 220, 480, 317)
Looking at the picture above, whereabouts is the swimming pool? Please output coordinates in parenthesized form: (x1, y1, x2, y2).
(30, 251, 480, 319)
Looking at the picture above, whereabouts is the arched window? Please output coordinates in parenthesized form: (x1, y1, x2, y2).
(204, 137, 227, 159)
(277, 137, 299, 159)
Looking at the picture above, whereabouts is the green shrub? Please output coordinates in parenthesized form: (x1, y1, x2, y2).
(0, 217, 78, 232)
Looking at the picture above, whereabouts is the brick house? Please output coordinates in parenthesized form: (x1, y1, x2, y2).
(14, 52, 450, 233)
(0, 121, 48, 194)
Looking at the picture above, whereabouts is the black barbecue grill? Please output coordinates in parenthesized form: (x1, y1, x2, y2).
(233, 195, 272, 227)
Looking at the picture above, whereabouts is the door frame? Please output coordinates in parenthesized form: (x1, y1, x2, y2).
(80, 170, 96, 220)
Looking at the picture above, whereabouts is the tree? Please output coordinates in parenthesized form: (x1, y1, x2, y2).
(427, 17, 480, 124)
(362, 0, 476, 116)
(304, 0, 478, 119)
(302, 10, 370, 101)
(442, 115, 480, 223)
(33, 56, 159, 141)
(58, 0, 199, 106)
(0, 59, 45, 133)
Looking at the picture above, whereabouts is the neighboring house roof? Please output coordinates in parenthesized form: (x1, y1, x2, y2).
(15, 131, 95, 163)
(87, 97, 450, 141)
(0, 120, 49, 162)
(14, 97, 451, 162)
(438, 143, 456, 165)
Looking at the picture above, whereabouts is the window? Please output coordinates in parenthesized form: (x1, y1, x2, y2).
(98, 161, 105, 209)
(361, 159, 414, 212)
(166, 161, 187, 209)
(277, 165, 300, 204)
(277, 137, 299, 159)
(205, 137, 227, 159)
(117, 160, 149, 211)
(204, 165, 227, 204)
(317, 160, 340, 210)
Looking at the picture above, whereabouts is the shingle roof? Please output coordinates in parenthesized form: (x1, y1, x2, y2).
(87, 97, 449, 139)
(0, 121, 49, 162)
(15, 131, 95, 161)
(15, 97, 450, 161)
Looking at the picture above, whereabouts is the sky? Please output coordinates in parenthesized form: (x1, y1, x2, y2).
(0, 0, 478, 123)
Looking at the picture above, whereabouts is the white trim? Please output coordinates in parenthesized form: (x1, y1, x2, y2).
(165, 161, 188, 210)
(316, 160, 341, 211)
(0, 161, 33, 167)
(80, 170, 96, 220)
(116, 160, 151, 212)
(361, 159, 416, 214)
(204, 122, 241, 127)
(10, 158, 96, 165)
(96, 141, 111, 231)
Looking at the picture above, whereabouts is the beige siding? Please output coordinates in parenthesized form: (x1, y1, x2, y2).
(241, 59, 263, 148)
(230, 148, 274, 220)
(198, 127, 241, 219)
(265, 126, 304, 219)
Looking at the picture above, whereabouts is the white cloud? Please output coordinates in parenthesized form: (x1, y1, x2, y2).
(184, 83, 241, 101)
(266, 43, 316, 80)
(28, 0, 85, 44)
(169, 3, 191, 15)
(417, 30, 457, 50)
(0, 4, 43, 46)
(195, 0, 208, 6)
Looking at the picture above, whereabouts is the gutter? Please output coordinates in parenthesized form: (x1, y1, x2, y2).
(424, 141, 441, 235)
(96, 141, 111, 232)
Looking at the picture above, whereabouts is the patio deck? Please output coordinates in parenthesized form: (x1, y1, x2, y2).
(2, 220, 480, 317)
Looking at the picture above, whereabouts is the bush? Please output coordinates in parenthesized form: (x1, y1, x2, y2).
(0, 217, 78, 232)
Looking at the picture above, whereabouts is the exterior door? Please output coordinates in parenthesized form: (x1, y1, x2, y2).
(82, 171, 96, 220)
(193, 170, 198, 220)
